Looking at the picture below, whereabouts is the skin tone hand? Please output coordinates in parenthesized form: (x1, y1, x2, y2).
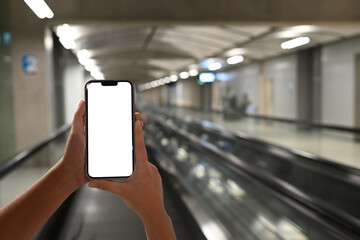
(61, 100, 88, 186)
(89, 113, 177, 240)
(0, 101, 176, 240)
(0, 101, 88, 240)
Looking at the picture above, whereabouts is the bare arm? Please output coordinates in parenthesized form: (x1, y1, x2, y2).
(89, 115, 177, 240)
(0, 101, 88, 240)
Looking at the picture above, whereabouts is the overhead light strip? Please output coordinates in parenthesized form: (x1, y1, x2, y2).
(208, 62, 222, 71)
(227, 55, 244, 65)
(24, 0, 54, 19)
(281, 37, 310, 49)
(56, 24, 77, 49)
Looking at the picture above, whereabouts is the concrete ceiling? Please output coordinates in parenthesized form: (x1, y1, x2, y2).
(12, 0, 360, 27)
(9, 0, 360, 84)
(54, 23, 360, 84)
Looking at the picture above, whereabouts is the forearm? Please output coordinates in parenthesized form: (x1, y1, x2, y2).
(141, 208, 176, 240)
(0, 160, 82, 240)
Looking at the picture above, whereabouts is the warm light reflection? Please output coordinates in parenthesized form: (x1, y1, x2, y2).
(175, 147, 188, 161)
(208, 178, 224, 194)
(192, 164, 206, 179)
(226, 179, 245, 200)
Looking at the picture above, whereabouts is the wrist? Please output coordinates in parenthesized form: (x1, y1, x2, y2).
(58, 158, 88, 188)
(139, 206, 169, 223)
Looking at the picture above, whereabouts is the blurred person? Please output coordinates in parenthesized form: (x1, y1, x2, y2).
(0, 101, 176, 240)
(222, 86, 237, 119)
(239, 93, 250, 116)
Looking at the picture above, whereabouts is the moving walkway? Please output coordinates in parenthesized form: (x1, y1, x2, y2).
(140, 105, 360, 239)
(0, 108, 359, 239)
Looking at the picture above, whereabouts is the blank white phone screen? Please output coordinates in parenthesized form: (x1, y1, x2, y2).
(87, 81, 133, 178)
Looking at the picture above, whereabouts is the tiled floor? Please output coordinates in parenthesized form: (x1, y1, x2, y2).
(166, 108, 360, 170)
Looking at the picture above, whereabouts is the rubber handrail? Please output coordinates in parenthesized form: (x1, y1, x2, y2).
(0, 124, 71, 179)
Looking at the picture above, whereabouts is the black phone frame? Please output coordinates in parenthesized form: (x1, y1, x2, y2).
(84, 79, 135, 179)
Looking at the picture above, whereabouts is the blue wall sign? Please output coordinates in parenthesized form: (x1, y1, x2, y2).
(22, 55, 38, 74)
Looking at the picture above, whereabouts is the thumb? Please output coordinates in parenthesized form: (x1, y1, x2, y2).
(88, 180, 125, 195)
(72, 100, 85, 134)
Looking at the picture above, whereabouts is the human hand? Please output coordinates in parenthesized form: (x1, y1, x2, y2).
(88, 113, 165, 220)
(60, 100, 88, 186)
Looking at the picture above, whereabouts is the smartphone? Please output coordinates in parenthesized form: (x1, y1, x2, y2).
(85, 80, 134, 179)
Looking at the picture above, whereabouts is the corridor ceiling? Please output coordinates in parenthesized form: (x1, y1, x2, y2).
(54, 24, 360, 84)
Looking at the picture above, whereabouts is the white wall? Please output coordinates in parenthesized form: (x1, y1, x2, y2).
(223, 63, 260, 113)
(264, 54, 298, 118)
(64, 64, 87, 124)
(139, 79, 201, 108)
(138, 87, 161, 105)
(10, 28, 53, 151)
(212, 79, 223, 111)
(321, 37, 360, 126)
(137, 36, 360, 127)
(221, 56, 297, 118)
(174, 79, 201, 107)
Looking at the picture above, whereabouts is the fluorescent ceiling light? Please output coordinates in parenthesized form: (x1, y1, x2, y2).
(170, 75, 178, 82)
(281, 37, 310, 50)
(59, 37, 76, 50)
(179, 71, 189, 79)
(227, 55, 244, 65)
(57, 24, 77, 50)
(208, 62, 222, 71)
(189, 69, 199, 76)
(90, 70, 104, 80)
(164, 77, 171, 83)
(225, 48, 246, 57)
(24, 0, 54, 19)
(84, 59, 97, 72)
(77, 49, 91, 65)
(199, 72, 216, 83)
(156, 80, 163, 86)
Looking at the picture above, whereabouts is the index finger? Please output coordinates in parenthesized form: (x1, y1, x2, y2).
(134, 119, 148, 166)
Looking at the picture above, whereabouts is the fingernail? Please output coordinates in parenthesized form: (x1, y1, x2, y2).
(78, 101, 82, 108)
(138, 120, 142, 128)
(141, 121, 144, 128)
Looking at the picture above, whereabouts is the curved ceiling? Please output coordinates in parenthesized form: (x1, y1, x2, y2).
(54, 24, 360, 84)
